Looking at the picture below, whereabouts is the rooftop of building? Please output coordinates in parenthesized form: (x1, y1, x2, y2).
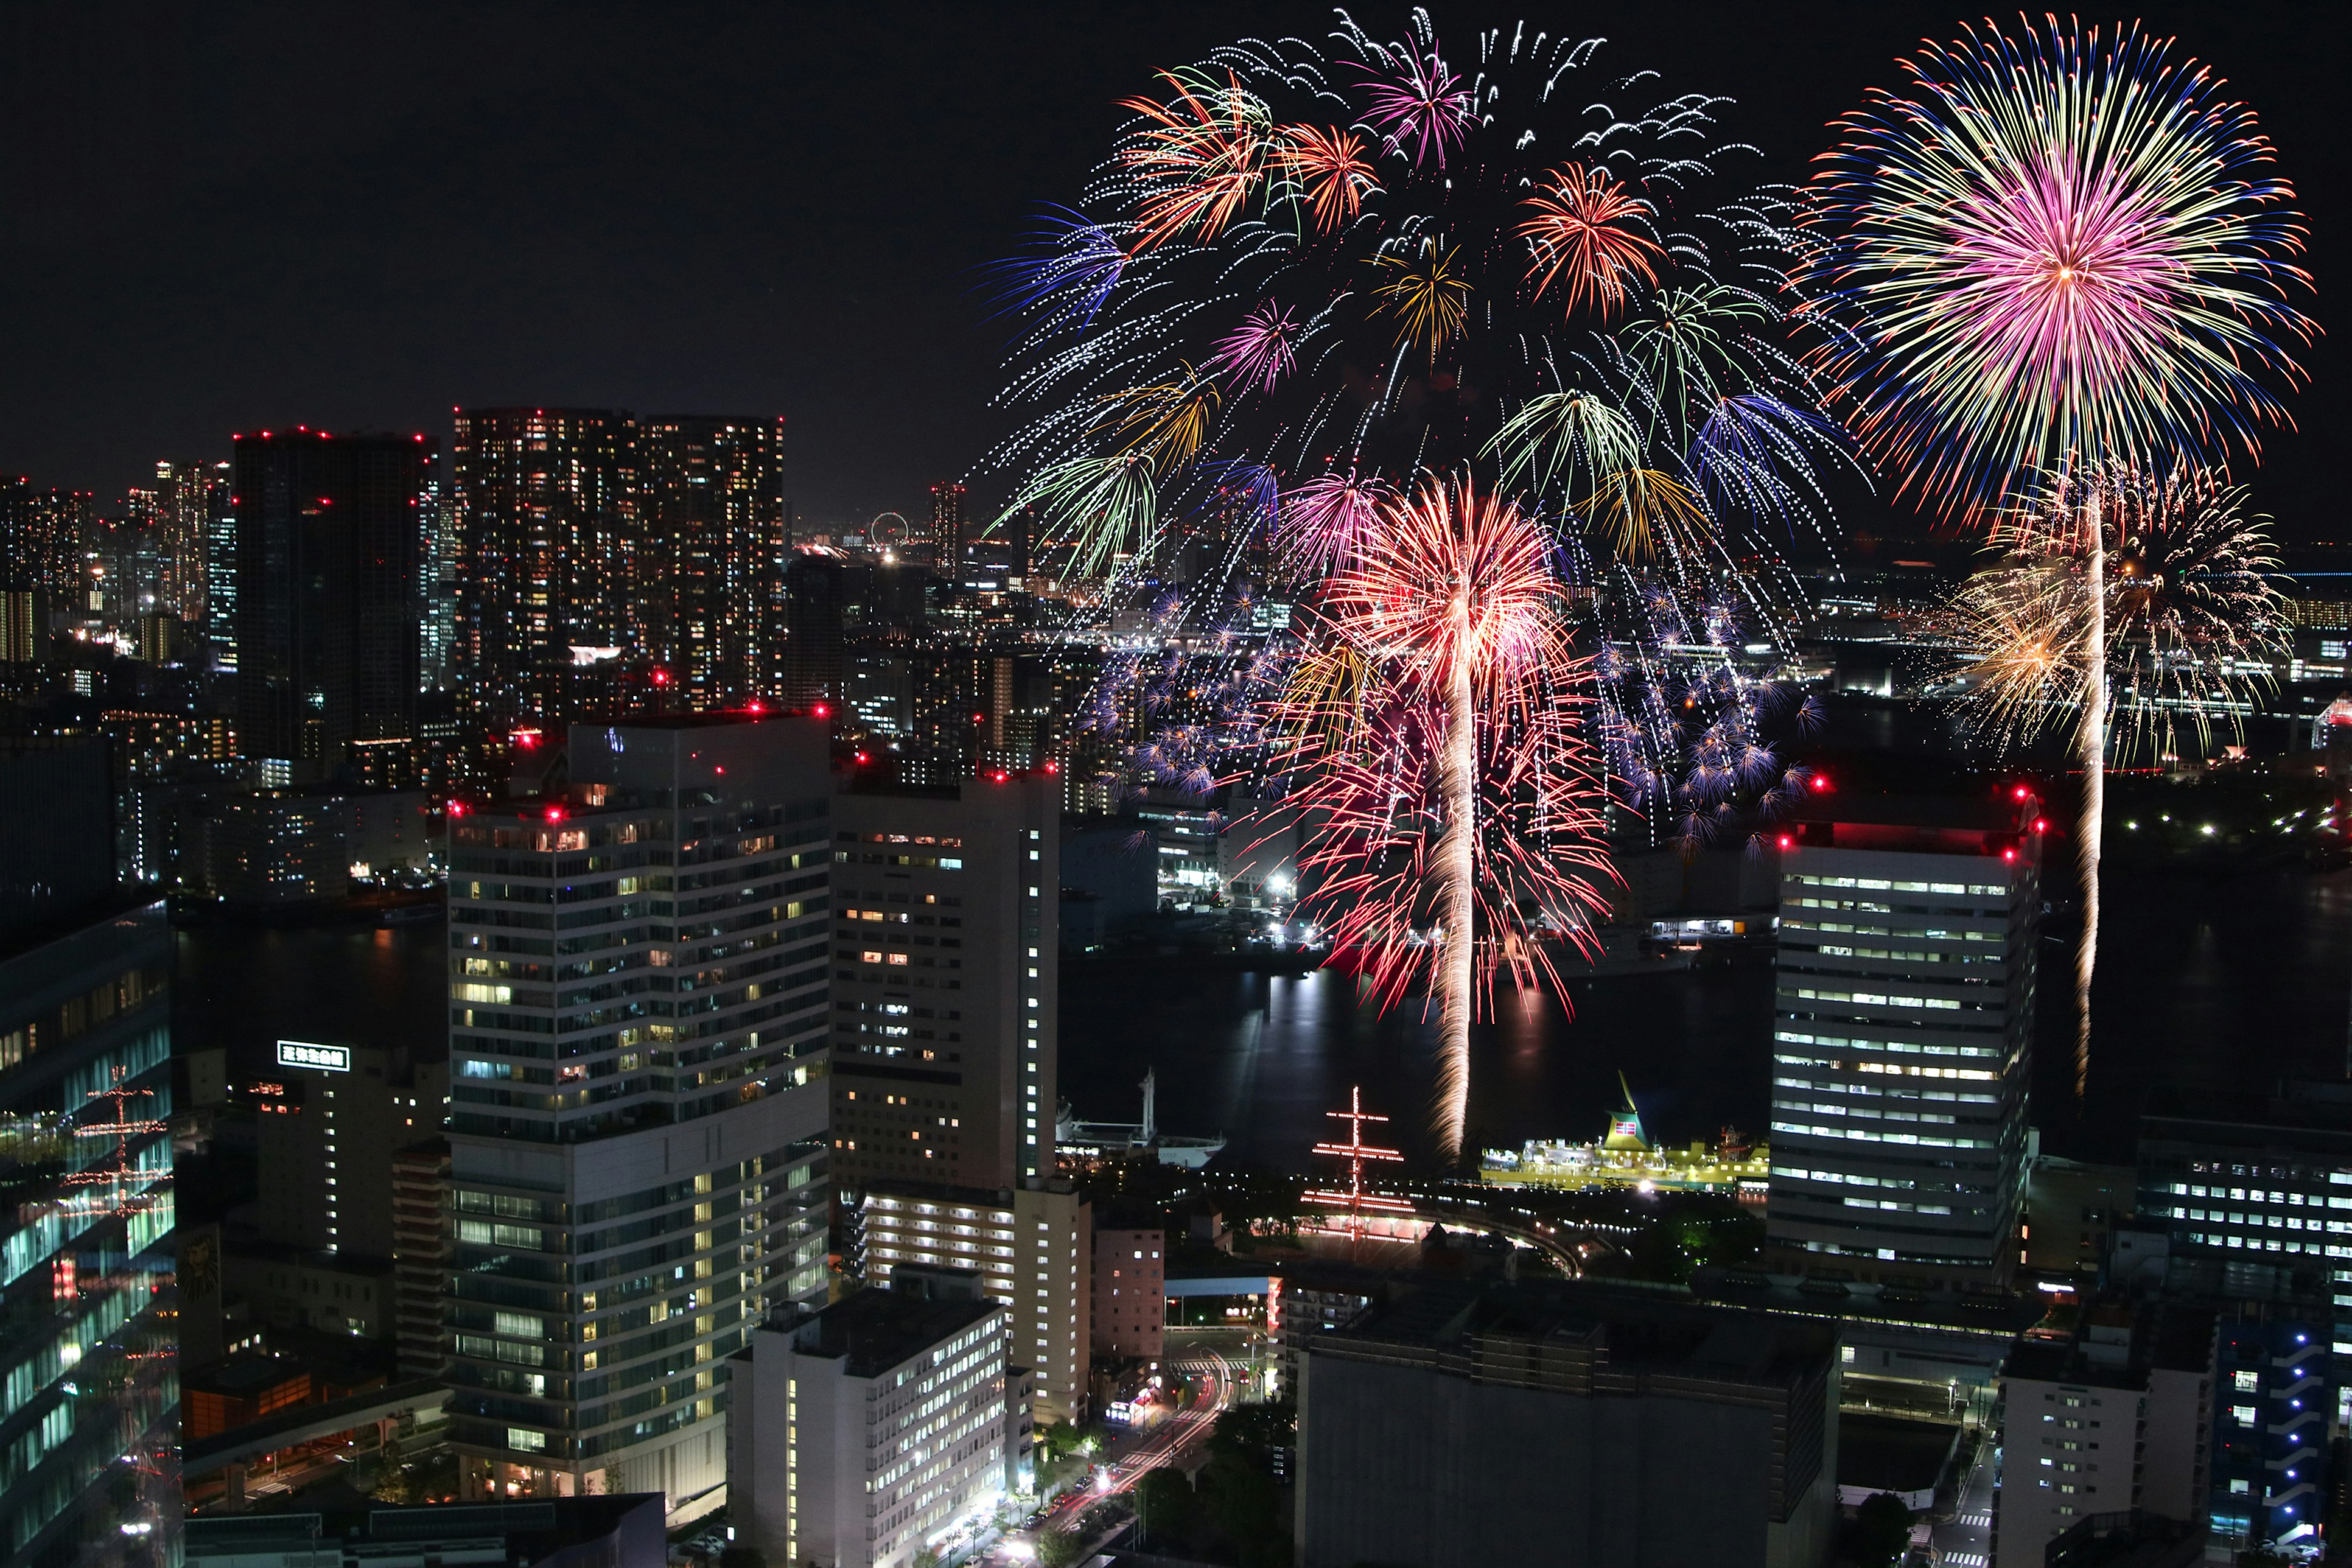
(1319, 1276, 1838, 1389)
(184, 1494, 662, 1559)
(780, 1284, 1001, 1379)
(2141, 1080, 2352, 1144)
(1999, 1298, 2215, 1390)
(0, 891, 168, 978)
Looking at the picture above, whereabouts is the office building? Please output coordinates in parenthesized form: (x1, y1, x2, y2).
(1295, 1280, 1839, 1568)
(232, 429, 432, 778)
(253, 1041, 448, 1261)
(638, 416, 788, 706)
(1093, 1223, 1166, 1360)
(1993, 1300, 2217, 1568)
(1763, 789, 2044, 1293)
(927, 480, 966, 569)
(728, 1272, 1012, 1568)
(859, 1182, 1091, 1426)
(0, 900, 180, 1566)
(829, 776, 1057, 1193)
(447, 407, 639, 727)
(442, 713, 833, 1512)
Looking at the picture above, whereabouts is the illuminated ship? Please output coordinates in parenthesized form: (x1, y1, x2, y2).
(1055, 1067, 1227, 1169)
(1478, 1073, 1769, 1196)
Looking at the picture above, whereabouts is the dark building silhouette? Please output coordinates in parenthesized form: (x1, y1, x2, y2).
(232, 429, 431, 780)
(783, 552, 869, 711)
(447, 408, 636, 728)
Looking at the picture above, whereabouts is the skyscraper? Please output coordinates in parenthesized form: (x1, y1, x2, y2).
(639, 417, 787, 705)
(0, 900, 180, 1566)
(447, 408, 638, 728)
(782, 552, 865, 713)
(232, 429, 431, 778)
(828, 775, 1059, 1194)
(442, 712, 833, 1509)
(1764, 789, 2043, 1294)
(927, 480, 966, 569)
(153, 459, 228, 633)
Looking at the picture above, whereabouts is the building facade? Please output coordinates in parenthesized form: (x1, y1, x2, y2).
(1764, 790, 2043, 1293)
(637, 416, 787, 706)
(1092, 1225, 1166, 1361)
(232, 429, 431, 779)
(441, 714, 834, 1512)
(860, 1182, 1093, 1426)
(728, 1275, 1011, 1568)
(0, 900, 180, 1567)
(829, 777, 1058, 1195)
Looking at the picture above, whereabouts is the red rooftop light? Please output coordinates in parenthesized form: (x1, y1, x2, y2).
(652, 669, 671, 686)
(2002, 846, 2018, 862)
(447, 800, 469, 818)
(1776, 834, 1793, 850)
(855, 752, 870, 765)
(1808, 773, 1831, 792)
(2013, 784, 2031, 801)
(544, 805, 567, 823)
(813, 703, 830, 718)
(2033, 817, 2049, 834)
(992, 771, 1009, 783)
(746, 700, 764, 714)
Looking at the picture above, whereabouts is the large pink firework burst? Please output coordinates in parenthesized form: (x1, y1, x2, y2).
(1277, 475, 1615, 1159)
(1352, 34, 1474, 169)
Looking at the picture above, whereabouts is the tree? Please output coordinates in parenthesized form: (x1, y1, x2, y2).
(1135, 1466, 1198, 1553)
(1035, 1526, 1086, 1568)
(1845, 1493, 1913, 1568)
(1199, 1452, 1280, 1561)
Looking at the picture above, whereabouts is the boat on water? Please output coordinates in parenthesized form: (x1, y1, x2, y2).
(1056, 1068, 1227, 1169)
(1479, 1072, 1769, 1196)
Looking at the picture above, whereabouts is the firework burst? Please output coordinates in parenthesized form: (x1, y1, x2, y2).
(1279, 476, 1615, 1159)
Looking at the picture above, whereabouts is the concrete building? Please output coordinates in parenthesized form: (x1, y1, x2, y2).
(2023, 1150, 2136, 1281)
(441, 713, 834, 1515)
(1993, 1301, 2217, 1568)
(1295, 1280, 1839, 1568)
(829, 776, 1057, 1195)
(728, 1273, 1011, 1568)
(861, 1182, 1092, 1425)
(184, 1496, 663, 1568)
(0, 899, 181, 1566)
(1092, 1224, 1166, 1361)
(390, 1139, 452, 1379)
(253, 1041, 447, 1261)
(1764, 788, 2045, 1293)
(2209, 1316, 2331, 1549)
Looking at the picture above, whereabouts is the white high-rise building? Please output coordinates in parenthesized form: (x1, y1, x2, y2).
(728, 1272, 1012, 1568)
(1765, 788, 2044, 1294)
(443, 713, 834, 1515)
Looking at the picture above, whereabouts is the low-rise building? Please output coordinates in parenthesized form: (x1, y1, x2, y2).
(1992, 1300, 2216, 1568)
(728, 1272, 1012, 1568)
(1296, 1280, 1839, 1568)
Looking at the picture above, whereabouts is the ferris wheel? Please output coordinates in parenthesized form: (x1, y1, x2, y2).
(869, 511, 911, 548)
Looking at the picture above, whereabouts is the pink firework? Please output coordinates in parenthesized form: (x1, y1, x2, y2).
(1352, 36, 1474, 169)
(1279, 470, 1389, 574)
(1207, 301, 1302, 393)
(1278, 475, 1614, 1159)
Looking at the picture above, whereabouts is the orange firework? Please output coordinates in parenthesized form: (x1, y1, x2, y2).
(1274, 124, 1379, 233)
(1117, 70, 1271, 251)
(1518, 163, 1664, 318)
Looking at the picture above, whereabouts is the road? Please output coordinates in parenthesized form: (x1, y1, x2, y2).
(993, 1352, 1238, 1561)
(1933, 1438, 1995, 1568)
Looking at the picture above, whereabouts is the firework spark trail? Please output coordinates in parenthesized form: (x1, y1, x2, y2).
(1811, 17, 2312, 1103)
(1951, 465, 2291, 1098)
(1283, 475, 1615, 1158)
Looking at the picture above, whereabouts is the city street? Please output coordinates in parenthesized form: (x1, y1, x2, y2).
(1934, 1439, 1996, 1568)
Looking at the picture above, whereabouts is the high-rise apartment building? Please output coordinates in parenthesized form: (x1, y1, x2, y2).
(927, 481, 966, 570)
(154, 459, 228, 631)
(442, 713, 834, 1511)
(1763, 789, 2043, 1294)
(783, 552, 865, 713)
(639, 417, 787, 706)
(0, 477, 91, 613)
(447, 408, 639, 728)
(728, 1272, 1013, 1568)
(232, 429, 431, 778)
(828, 777, 1058, 1194)
(0, 900, 180, 1566)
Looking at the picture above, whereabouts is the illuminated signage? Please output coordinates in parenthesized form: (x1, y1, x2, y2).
(276, 1041, 352, 1073)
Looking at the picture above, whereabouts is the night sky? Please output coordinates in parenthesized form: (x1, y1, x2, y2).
(1, 2, 2341, 539)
